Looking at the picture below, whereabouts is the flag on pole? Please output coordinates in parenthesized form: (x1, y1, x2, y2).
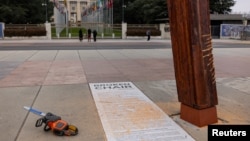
(97, 0, 103, 10)
(108, 0, 113, 8)
(53, 0, 59, 9)
(105, 0, 109, 9)
(64, 0, 67, 7)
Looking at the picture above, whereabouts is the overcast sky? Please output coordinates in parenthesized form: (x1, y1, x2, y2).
(231, 0, 250, 13)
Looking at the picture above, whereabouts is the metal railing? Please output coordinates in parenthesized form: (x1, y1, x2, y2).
(51, 23, 122, 39)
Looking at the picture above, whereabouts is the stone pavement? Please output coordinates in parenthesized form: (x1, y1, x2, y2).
(0, 39, 250, 141)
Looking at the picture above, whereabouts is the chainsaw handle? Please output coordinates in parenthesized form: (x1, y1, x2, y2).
(35, 118, 44, 127)
(44, 123, 51, 132)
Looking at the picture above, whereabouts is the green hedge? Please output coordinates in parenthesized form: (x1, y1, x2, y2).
(4, 28, 46, 37)
(126, 28, 161, 36)
(51, 27, 122, 38)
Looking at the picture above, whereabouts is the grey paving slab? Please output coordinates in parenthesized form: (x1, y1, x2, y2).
(17, 84, 106, 141)
(134, 81, 179, 115)
(214, 48, 250, 58)
(0, 51, 19, 60)
(43, 60, 87, 85)
(78, 50, 104, 60)
(27, 50, 58, 61)
(82, 60, 120, 75)
(219, 77, 250, 94)
(130, 49, 171, 59)
(0, 61, 21, 79)
(0, 61, 51, 87)
(0, 86, 40, 141)
(145, 49, 173, 59)
(216, 83, 250, 123)
(0, 51, 37, 62)
(54, 50, 80, 60)
(98, 50, 128, 60)
(116, 50, 150, 59)
(213, 49, 250, 78)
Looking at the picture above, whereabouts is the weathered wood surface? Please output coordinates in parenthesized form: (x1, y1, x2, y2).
(167, 0, 218, 109)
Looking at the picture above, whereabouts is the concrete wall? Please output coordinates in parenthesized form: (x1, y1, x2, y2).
(45, 23, 52, 40)
(122, 23, 171, 39)
(122, 23, 127, 39)
(160, 23, 171, 39)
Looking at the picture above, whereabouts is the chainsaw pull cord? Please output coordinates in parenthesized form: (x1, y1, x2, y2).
(35, 112, 78, 136)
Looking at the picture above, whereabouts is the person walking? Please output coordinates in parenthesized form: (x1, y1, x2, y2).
(79, 29, 83, 42)
(87, 28, 92, 42)
(146, 29, 151, 41)
(93, 29, 97, 42)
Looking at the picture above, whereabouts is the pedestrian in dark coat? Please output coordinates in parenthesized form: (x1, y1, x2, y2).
(87, 28, 92, 42)
(93, 30, 97, 42)
(146, 29, 151, 41)
(79, 29, 83, 42)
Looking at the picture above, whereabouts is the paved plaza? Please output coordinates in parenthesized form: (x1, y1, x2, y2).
(0, 39, 250, 141)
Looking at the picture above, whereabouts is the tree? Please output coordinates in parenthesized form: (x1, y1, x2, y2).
(124, 0, 167, 24)
(114, 0, 235, 24)
(113, 0, 137, 23)
(0, 0, 54, 24)
(210, 0, 235, 14)
(0, 0, 236, 24)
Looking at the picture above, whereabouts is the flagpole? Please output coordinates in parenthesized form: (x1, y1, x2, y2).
(112, 0, 113, 25)
(66, 7, 68, 35)
(122, 0, 124, 23)
(112, 0, 113, 33)
(65, 1, 68, 36)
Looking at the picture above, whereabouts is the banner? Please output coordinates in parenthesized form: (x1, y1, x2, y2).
(53, 0, 67, 14)
(220, 24, 249, 39)
(89, 82, 195, 141)
(0, 23, 4, 39)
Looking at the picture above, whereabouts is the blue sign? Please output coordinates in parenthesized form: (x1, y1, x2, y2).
(0, 23, 4, 38)
(220, 24, 244, 39)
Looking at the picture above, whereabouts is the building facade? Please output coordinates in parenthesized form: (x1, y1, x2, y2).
(57, 0, 92, 25)
(54, 0, 113, 25)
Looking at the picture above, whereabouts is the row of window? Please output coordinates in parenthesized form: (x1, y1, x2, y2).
(59, 1, 88, 12)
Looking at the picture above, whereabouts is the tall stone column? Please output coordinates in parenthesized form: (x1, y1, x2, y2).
(167, 0, 218, 127)
(77, 0, 81, 24)
(66, 0, 70, 23)
(122, 23, 127, 39)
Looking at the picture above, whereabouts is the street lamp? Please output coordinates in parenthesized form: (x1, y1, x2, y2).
(242, 14, 248, 40)
(122, 0, 126, 23)
(42, 1, 48, 23)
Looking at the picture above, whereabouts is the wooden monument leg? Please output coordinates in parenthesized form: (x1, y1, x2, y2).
(167, 0, 218, 127)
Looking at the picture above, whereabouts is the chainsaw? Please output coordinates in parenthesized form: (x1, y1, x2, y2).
(24, 106, 78, 136)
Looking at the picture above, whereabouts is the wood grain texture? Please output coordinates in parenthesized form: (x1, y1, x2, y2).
(167, 0, 218, 109)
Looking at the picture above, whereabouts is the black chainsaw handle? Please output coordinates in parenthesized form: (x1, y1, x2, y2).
(35, 118, 44, 127)
(44, 123, 51, 131)
(35, 112, 60, 128)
